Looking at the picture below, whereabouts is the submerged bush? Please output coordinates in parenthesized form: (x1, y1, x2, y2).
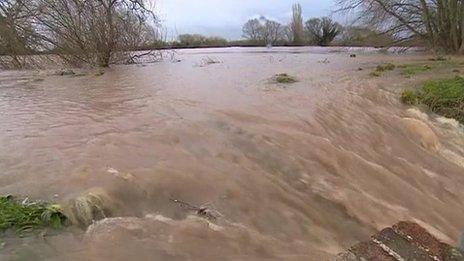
(0, 196, 67, 233)
(275, 73, 298, 83)
(400, 76, 464, 124)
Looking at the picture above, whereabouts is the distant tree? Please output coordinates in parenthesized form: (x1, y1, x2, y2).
(305, 17, 342, 46)
(242, 16, 285, 45)
(178, 34, 227, 47)
(263, 20, 284, 45)
(290, 3, 304, 45)
(242, 18, 262, 43)
(339, 26, 394, 47)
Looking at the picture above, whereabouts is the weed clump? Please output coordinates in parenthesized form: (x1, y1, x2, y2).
(400, 76, 464, 123)
(428, 56, 447, 62)
(0, 196, 67, 233)
(370, 63, 396, 77)
(275, 73, 298, 84)
(401, 89, 419, 105)
(376, 63, 396, 72)
(401, 64, 432, 78)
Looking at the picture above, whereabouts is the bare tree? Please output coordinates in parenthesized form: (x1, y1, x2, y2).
(290, 3, 304, 45)
(242, 18, 263, 43)
(0, 0, 39, 68)
(263, 20, 284, 45)
(242, 16, 284, 45)
(339, 26, 394, 47)
(305, 17, 342, 46)
(337, 0, 464, 53)
(33, 0, 158, 67)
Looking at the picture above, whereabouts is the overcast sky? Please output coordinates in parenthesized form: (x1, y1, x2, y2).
(156, 1, 338, 40)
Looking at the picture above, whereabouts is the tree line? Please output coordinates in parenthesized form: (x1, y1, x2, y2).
(2, 1, 463, 69)
(241, 3, 390, 47)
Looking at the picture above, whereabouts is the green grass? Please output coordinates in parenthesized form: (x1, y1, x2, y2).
(275, 73, 298, 84)
(401, 64, 432, 78)
(400, 76, 464, 123)
(0, 196, 68, 233)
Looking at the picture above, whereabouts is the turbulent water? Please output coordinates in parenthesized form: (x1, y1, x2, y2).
(0, 47, 463, 260)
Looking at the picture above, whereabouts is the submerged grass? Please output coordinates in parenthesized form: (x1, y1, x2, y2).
(401, 76, 464, 124)
(0, 196, 67, 233)
(400, 64, 432, 78)
(275, 73, 298, 84)
(370, 63, 396, 77)
(376, 63, 396, 72)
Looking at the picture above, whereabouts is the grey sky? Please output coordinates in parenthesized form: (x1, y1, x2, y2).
(156, 1, 337, 40)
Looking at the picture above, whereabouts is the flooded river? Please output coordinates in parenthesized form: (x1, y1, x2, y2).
(0, 47, 463, 260)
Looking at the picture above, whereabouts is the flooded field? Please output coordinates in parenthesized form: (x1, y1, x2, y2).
(0, 47, 463, 260)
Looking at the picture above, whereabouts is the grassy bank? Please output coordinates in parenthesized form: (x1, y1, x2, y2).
(401, 76, 464, 124)
(0, 196, 67, 233)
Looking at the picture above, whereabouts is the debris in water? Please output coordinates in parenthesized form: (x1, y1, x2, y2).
(55, 69, 75, 76)
(170, 198, 222, 222)
(106, 167, 135, 181)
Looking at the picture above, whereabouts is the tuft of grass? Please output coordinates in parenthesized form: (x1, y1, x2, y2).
(370, 63, 396, 77)
(400, 76, 464, 123)
(275, 73, 298, 84)
(400, 89, 419, 105)
(401, 64, 432, 78)
(0, 196, 68, 233)
(428, 56, 447, 62)
(376, 63, 396, 72)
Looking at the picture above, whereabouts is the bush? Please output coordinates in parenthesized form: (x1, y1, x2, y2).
(400, 76, 464, 123)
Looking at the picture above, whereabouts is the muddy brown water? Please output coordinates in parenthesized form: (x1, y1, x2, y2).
(0, 47, 463, 260)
